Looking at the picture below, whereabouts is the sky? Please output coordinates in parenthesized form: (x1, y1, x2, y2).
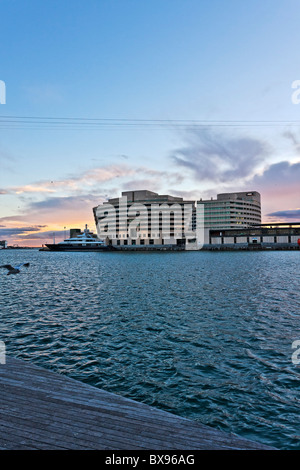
(1, 0, 300, 246)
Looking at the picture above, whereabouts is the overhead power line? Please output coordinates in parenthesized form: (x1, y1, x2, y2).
(0, 115, 300, 130)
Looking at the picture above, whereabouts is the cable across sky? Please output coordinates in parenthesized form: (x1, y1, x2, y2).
(0, 115, 300, 130)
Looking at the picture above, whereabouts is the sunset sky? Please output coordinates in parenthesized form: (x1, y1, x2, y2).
(1, 0, 300, 246)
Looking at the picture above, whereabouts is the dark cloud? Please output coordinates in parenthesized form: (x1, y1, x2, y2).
(0, 226, 46, 237)
(267, 209, 300, 220)
(171, 128, 271, 183)
(17, 230, 65, 240)
(252, 160, 300, 186)
(0, 224, 66, 243)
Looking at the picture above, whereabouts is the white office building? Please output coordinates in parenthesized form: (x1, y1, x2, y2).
(93, 190, 198, 249)
(93, 190, 261, 250)
(200, 191, 261, 229)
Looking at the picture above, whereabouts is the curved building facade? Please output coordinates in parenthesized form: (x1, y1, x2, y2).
(201, 191, 261, 229)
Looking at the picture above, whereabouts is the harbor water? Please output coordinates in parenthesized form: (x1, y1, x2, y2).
(0, 249, 300, 449)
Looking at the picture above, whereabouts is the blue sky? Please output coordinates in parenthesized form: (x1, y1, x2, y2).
(1, 0, 300, 245)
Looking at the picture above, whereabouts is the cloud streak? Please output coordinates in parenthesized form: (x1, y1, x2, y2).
(171, 128, 271, 183)
(267, 209, 300, 220)
(0, 225, 47, 239)
(2, 163, 183, 197)
(3, 164, 135, 195)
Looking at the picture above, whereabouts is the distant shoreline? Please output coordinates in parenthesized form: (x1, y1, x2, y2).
(1, 246, 39, 250)
(2, 245, 300, 252)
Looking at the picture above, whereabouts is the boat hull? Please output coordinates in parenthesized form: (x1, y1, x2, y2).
(43, 244, 113, 252)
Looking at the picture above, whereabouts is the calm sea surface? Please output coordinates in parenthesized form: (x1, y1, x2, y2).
(0, 249, 300, 449)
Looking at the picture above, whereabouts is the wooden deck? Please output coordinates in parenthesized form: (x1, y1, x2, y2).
(0, 356, 275, 450)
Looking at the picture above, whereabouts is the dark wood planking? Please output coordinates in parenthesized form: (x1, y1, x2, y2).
(0, 356, 276, 450)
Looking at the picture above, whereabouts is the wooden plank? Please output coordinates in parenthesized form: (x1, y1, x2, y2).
(0, 356, 276, 450)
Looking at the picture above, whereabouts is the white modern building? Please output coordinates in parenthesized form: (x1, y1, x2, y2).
(93, 190, 198, 249)
(93, 190, 263, 250)
(93, 190, 300, 250)
(200, 191, 261, 229)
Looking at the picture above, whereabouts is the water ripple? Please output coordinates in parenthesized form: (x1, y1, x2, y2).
(1, 249, 300, 449)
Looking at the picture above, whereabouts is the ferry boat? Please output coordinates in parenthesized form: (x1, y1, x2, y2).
(42, 225, 112, 252)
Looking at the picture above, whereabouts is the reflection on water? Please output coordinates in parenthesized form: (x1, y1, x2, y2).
(0, 249, 300, 449)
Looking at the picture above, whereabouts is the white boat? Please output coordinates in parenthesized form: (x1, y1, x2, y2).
(43, 225, 112, 251)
